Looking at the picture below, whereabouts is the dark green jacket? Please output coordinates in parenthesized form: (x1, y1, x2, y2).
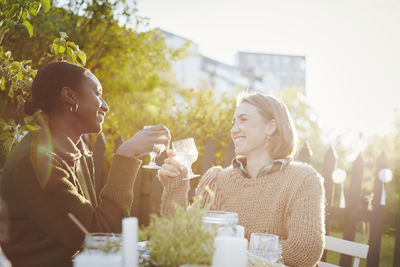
(0, 125, 141, 267)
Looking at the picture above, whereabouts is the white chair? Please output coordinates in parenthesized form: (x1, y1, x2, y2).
(319, 235, 369, 267)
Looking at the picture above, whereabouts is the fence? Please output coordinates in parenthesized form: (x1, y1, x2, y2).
(298, 145, 399, 267)
(92, 133, 400, 267)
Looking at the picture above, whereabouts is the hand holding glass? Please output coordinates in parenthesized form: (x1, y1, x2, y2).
(171, 138, 200, 180)
(142, 126, 168, 170)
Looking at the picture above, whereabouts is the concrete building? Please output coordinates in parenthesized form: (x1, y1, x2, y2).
(162, 30, 306, 98)
(235, 51, 306, 94)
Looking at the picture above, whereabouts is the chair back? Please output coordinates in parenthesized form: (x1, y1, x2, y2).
(319, 235, 369, 267)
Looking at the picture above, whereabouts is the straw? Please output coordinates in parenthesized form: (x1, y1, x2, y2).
(68, 213, 90, 236)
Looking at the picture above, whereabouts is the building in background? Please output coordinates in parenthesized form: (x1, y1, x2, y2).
(162, 30, 306, 98)
(235, 52, 306, 94)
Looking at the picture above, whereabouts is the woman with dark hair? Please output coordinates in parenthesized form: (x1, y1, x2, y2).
(159, 92, 325, 267)
(0, 61, 170, 267)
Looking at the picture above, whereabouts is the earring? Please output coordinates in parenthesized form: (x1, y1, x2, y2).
(70, 103, 79, 113)
(266, 135, 271, 141)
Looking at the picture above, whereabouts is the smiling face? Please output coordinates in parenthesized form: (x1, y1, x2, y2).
(75, 72, 109, 134)
(231, 102, 275, 157)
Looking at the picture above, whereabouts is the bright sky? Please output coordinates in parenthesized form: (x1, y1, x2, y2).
(137, 0, 400, 140)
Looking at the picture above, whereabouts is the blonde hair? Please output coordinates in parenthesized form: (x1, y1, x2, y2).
(237, 92, 298, 159)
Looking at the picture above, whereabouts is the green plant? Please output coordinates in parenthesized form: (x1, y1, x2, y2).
(139, 193, 216, 267)
(0, 46, 37, 160)
(40, 31, 86, 66)
(0, 0, 50, 43)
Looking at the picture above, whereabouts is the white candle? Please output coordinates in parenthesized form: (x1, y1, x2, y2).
(212, 236, 248, 267)
(73, 252, 122, 267)
(122, 217, 138, 267)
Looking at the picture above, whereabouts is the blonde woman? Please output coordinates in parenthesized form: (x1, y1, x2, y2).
(159, 92, 325, 267)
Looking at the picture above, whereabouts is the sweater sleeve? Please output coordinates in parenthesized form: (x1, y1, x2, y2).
(159, 166, 222, 215)
(158, 173, 191, 216)
(280, 171, 325, 267)
(13, 152, 141, 250)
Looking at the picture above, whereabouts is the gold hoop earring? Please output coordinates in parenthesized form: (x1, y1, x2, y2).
(266, 135, 271, 141)
(70, 103, 79, 113)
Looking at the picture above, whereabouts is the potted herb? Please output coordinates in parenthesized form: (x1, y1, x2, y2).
(139, 196, 216, 267)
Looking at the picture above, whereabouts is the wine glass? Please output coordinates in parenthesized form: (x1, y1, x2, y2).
(171, 138, 200, 180)
(142, 126, 167, 170)
(248, 233, 282, 264)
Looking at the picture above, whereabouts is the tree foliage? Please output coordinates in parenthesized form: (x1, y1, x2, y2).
(0, 0, 50, 163)
(3, 0, 186, 162)
(0, 0, 50, 43)
(0, 47, 36, 156)
(277, 88, 326, 167)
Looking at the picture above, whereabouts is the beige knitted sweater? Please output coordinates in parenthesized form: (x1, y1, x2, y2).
(159, 162, 325, 267)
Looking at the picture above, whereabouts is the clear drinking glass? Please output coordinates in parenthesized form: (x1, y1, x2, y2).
(84, 233, 122, 254)
(171, 138, 200, 180)
(248, 233, 282, 263)
(142, 126, 167, 170)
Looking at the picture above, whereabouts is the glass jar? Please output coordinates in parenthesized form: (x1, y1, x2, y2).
(202, 211, 238, 237)
(84, 233, 122, 254)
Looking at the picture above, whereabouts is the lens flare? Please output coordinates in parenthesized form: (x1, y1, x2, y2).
(30, 113, 54, 188)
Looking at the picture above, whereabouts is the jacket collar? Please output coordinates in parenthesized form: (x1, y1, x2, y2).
(34, 113, 92, 161)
